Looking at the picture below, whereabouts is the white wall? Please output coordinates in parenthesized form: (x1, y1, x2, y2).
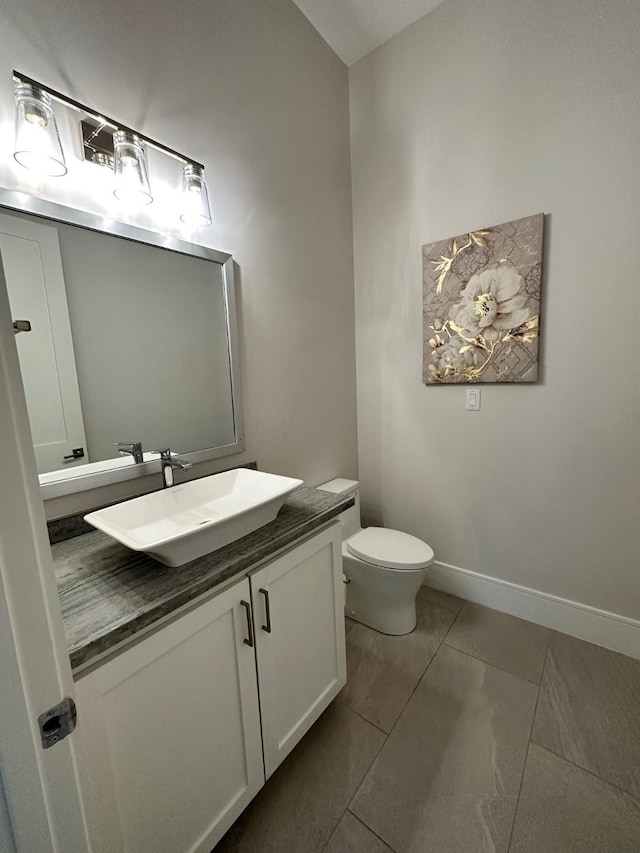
(350, 0, 640, 621)
(0, 0, 357, 516)
(0, 772, 16, 853)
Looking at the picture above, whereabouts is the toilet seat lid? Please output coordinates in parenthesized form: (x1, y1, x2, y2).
(346, 527, 434, 571)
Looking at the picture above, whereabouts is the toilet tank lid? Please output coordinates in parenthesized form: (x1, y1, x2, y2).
(316, 478, 359, 496)
(347, 527, 434, 570)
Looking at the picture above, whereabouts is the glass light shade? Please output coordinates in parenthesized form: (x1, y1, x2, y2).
(92, 152, 114, 170)
(113, 131, 153, 206)
(180, 164, 212, 227)
(13, 84, 67, 177)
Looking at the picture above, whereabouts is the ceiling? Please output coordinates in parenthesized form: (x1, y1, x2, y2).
(291, 0, 447, 66)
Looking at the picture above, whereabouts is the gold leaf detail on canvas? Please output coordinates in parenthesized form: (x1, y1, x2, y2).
(503, 315, 539, 343)
(432, 256, 449, 272)
(449, 320, 480, 344)
(430, 236, 473, 293)
(431, 255, 454, 293)
(469, 229, 491, 247)
(427, 228, 495, 296)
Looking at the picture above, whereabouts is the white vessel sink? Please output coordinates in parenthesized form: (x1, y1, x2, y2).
(84, 468, 303, 567)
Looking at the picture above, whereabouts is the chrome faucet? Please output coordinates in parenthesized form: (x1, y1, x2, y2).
(115, 441, 144, 464)
(154, 448, 193, 488)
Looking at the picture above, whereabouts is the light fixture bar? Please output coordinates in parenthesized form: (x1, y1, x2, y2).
(81, 119, 114, 165)
(12, 70, 204, 170)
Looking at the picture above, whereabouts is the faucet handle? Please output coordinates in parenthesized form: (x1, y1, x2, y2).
(115, 441, 144, 463)
(153, 448, 192, 488)
(153, 448, 192, 469)
(152, 448, 172, 459)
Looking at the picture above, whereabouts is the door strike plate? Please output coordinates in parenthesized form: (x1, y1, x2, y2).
(38, 697, 77, 749)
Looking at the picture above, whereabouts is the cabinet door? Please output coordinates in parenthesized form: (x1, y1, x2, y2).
(74, 578, 264, 853)
(251, 523, 347, 778)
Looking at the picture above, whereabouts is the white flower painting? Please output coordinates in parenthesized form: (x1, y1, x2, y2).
(423, 214, 544, 384)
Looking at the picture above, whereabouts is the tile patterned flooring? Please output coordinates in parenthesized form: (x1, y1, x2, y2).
(215, 588, 640, 852)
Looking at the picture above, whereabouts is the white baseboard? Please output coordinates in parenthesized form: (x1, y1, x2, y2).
(426, 561, 640, 661)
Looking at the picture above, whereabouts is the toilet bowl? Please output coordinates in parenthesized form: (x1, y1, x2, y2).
(317, 479, 434, 635)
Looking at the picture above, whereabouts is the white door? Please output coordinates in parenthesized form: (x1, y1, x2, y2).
(251, 523, 347, 779)
(0, 213, 88, 473)
(74, 579, 265, 853)
(0, 253, 96, 850)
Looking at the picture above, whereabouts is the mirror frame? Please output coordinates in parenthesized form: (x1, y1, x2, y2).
(0, 188, 245, 498)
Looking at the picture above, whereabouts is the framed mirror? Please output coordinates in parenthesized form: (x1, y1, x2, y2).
(0, 189, 244, 498)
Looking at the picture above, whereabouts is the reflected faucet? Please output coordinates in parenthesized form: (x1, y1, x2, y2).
(115, 441, 144, 464)
(155, 448, 193, 488)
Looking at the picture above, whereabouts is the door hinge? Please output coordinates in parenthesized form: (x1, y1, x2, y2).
(38, 697, 77, 749)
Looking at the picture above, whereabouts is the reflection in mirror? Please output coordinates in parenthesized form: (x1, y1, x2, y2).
(0, 193, 243, 498)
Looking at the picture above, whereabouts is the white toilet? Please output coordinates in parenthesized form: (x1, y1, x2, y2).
(317, 479, 434, 635)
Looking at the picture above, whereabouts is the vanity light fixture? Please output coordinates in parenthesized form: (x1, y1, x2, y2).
(180, 164, 212, 227)
(10, 71, 213, 226)
(113, 131, 153, 206)
(13, 82, 67, 177)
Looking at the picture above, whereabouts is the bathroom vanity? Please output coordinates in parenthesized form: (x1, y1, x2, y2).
(2, 184, 349, 851)
(52, 486, 350, 853)
(1, 157, 348, 852)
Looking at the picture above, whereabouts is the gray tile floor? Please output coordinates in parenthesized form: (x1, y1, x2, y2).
(215, 588, 640, 852)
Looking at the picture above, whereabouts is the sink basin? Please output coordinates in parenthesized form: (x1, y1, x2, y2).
(84, 468, 303, 567)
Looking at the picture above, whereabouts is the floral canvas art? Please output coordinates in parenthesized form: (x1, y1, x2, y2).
(422, 213, 544, 384)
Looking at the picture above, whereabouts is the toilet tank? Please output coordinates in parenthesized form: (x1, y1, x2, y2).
(316, 478, 361, 540)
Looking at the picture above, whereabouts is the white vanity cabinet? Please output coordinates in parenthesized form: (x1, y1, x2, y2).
(74, 522, 345, 853)
(74, 575, 264, 853)
(249, 523, 346, 778)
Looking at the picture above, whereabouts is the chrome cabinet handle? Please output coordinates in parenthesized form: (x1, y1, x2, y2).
(259, 588, 272, 633)
(240, 600, 254, 647)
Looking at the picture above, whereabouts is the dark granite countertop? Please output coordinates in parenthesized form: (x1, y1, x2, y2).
(53, 486, 351, 672)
